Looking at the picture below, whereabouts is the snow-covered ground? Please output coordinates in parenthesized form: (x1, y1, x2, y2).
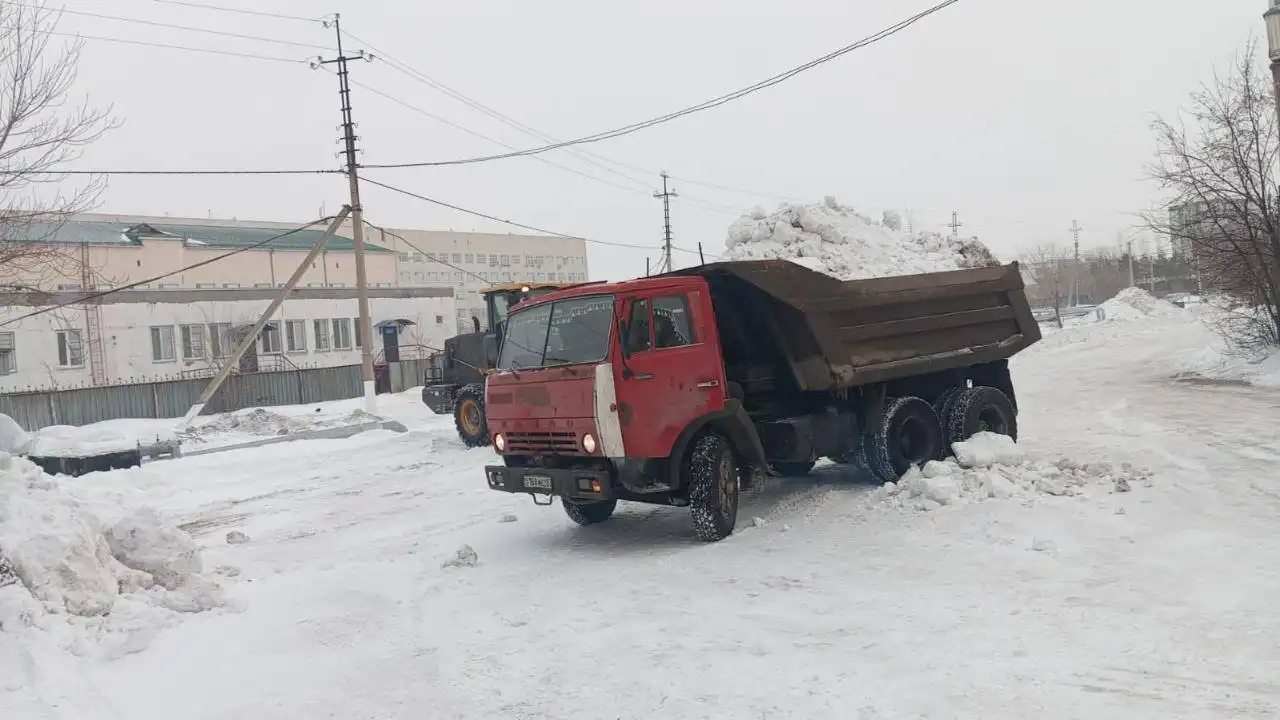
(4, 311, 1280, 719)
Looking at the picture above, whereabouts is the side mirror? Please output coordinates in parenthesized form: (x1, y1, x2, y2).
(482, 335, 499, 368)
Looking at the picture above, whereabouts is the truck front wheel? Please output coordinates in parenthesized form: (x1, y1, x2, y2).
(864, 396, 944, 484)
(562, 499, 617, 526)
(686, 433, 739, 542)
(454, 383, 490, 448)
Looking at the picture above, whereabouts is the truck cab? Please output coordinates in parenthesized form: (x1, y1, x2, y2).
(484, 260, 1040, 542)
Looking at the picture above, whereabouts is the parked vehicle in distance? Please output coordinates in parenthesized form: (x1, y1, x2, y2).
(421, 282, 571, 446)
(481, 260, 1042, 541)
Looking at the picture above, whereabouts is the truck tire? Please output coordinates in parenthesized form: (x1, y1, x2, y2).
(772, 460, 815, 477)
(454, 383, 490, 447)
(686, 433, 739, 542)
(863, 396, 945, 484)
(562, 499, 617, 526)
(933, 386, 963, 428)
(945, 386, 1017, 447)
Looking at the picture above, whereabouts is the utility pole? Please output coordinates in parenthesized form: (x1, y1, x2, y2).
(1127, 238, 1135, 288)
(1069, 220, 1082, 307)
(319, 14, 377, 412)
(653, 171, 677, 273)
(947, 211, 962, 237)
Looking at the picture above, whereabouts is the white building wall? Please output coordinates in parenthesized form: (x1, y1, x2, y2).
(0, 294, 455, 391)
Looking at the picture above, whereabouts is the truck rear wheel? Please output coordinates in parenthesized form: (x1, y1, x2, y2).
(454, 383, 490, 448)
(864, 396, 944, 484)
(562, 499, 617, 526)
(945, 386, 1017, 446)
(686, 433, 739, 542)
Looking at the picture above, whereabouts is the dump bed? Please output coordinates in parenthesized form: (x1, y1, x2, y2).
(672, 260, 1041, 391)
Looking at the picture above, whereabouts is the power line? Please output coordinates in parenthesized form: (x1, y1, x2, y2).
(341, 28, 781, 211)
(11, 4, 334, 51)
(360, 0, 962, 169)
(26, 27, 310, 63)
(36, 167, 341, 176)
(665, 175, 804, 203)
(359, 174, 715, 258)
(0, 215, 339, 328)
(149, 0, 322, 23)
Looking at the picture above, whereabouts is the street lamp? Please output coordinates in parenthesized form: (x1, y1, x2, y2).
(1266, 1, 1280, 104)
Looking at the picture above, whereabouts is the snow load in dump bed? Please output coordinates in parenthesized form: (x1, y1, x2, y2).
(670, 260, 1042, 391)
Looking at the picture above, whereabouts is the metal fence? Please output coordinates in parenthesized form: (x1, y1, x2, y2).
(0, 360, 432, 430)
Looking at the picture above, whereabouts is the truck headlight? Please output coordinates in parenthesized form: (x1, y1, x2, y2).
(494, 433, 506, 452)
(582, 433, 597, 454)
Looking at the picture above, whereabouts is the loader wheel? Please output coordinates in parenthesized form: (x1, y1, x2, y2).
(562, 499, 617, 526)
(454, 383, 490, 448)
(863, 396, 944, 484)
(945, 386, 1017, 447)
(686, 433, 739, 542)
(772, 460, 816, 477)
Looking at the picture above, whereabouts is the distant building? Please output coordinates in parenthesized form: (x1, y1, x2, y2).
(1167, 200, 1209, 257)
(0, 286, 454, 390)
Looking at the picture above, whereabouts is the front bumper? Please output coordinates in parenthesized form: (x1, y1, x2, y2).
(484, 464, 613, 501)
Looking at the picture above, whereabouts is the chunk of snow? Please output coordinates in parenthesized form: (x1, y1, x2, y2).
(106, 508, 203, 590)
(750, 516, 769, 528)
(498, 514, 518, 524)
(442, 545, 478, 569)
(26, 425, 139, 458)
(0, 414, 31, 454)
(1099, 287, 1180, 322)
(225, 531, 251, 545)
(953, 432, 1024, 469)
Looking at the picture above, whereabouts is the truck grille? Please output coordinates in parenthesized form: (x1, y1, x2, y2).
(506, 431, 579, 454)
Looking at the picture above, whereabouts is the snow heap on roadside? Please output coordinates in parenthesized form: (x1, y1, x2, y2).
(1099, 287, 1180, 322)
(725, 197, 999, 280)
(0, 452, 230, 659)
(181, 406, 380, 443)
(878, 433, 1152, 512)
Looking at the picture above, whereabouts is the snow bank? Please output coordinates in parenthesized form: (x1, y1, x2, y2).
(725, 197, 999, 280)
(1099, 287, 1180, 322)
(1178, 343, 1280, 389)
(0, 452, 230, 658)
(0, 413, 30, 454)
(181, 406, 381, 443)
(878, 433, 1151, 512)
(25, 425, 140, 458)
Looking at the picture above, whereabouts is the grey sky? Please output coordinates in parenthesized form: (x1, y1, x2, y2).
(58, 0, 1252, 280)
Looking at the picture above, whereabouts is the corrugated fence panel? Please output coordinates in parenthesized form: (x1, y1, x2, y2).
(0, 393, 55, 429)
(2, 364, 377, 430)
(388, 359, 429, 393)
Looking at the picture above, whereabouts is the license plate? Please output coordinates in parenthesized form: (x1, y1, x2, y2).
(523, 475, 553, 490)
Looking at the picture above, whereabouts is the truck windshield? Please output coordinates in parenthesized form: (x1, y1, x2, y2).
(498, 295, 615, 370)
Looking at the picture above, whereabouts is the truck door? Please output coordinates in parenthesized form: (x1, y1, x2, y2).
(615, 287, 725, 459)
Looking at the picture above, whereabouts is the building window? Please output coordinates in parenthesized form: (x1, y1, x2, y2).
(0, 332, 14, 375)
(56, 329, 84, 368)
(414, 272, 425, 283)
(254, 282, 272, 288)
(435, 314, 444, 324)
(399, 271, 410, 284)
(286, 320, 307, 353)
(207, 323, 233, 357)
(158, 283, 180, 289)
(353, 318, 362, 348)
(180, 324, 206, 360)
(151, 326, 176, 362)
(223, 283, 240, 289)
(452, 253, 462, 263)
(195, 283, 216, 289)
(259, 321, 282, 354)
(328, 282, 346, 288)
(56, 283, 82, 291)
(464, 253, 473, 263)
(399, 252, 412, 262)
(332, 318, 353, 350)
(313, 319, 331, 351)
(500, 254, 510, 267)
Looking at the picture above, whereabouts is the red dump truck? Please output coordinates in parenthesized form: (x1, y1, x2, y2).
(481, 260, 1042, 541)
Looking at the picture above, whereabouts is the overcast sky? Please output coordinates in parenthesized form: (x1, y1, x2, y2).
(52, 0, 1254, 281)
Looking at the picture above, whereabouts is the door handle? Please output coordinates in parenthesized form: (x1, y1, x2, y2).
(633, 373, 654, 381)
(696, 379, 720, 388)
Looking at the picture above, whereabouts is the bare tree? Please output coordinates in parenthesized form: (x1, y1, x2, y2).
(0, 2, 116, 292)
(1145, 44, 1280, 353)
(1023, 244, 1071, 329)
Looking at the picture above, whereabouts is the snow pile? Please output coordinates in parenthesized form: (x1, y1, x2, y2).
(1178, 343, 1280, 389)
(0, 452, 229, 658)
(26, 424, 141, 458)
(182, 407, 381, 443)
(725, 197, 999, 280)
(0, 413, 30, 454)
(878, 433, 1151, 512)
(1099, 287, 1180, 322)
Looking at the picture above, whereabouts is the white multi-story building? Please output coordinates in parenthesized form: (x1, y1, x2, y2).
(2, 214, 590, 336)
(0, 287, 454, 391)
